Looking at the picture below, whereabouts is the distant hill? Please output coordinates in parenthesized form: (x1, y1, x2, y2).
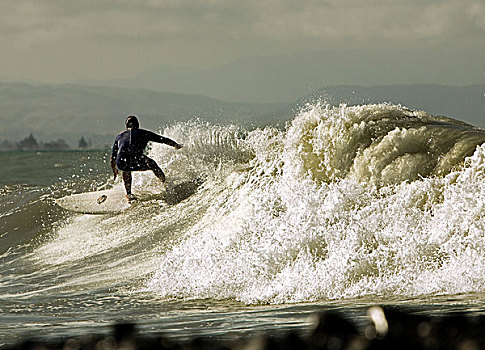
(1, 83, 483, 148)
(299, 84, 485, 128)
(100, 50, 485, 104)
(0, 82, 290, 147)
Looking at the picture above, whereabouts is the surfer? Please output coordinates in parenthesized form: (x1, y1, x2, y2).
(111, 115, 183, 202)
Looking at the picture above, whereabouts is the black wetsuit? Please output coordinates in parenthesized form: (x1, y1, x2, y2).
(111, 128, 178, 171)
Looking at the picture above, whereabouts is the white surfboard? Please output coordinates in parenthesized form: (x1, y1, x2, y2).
(56, 188, 132, 214)
(56, 178, 203, 214)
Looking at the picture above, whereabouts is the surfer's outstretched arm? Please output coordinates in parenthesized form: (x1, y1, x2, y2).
(147, 131, 183, 149)
(110, 156, 119, 181)
(110, 139, 119, 180)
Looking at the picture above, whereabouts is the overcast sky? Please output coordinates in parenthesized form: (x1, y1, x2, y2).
(1, 0, 484, 101)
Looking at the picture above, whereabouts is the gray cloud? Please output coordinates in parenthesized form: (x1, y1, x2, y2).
(4, 0, 484, 44)
(251, 0, 485, 42)
(1, 0, 484, 86)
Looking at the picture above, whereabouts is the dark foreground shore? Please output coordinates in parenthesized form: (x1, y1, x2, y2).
(4, 306, 485, 350)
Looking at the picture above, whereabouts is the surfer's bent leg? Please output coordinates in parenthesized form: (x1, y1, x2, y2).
(122, 171, 132, 195)
(146, 157, 166, 183)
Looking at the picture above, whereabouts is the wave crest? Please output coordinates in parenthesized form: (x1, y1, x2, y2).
(284, 103, 485, 185)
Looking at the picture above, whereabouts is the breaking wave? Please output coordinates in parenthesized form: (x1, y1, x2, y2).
(19, 103, 485, 305)
(146, 103, 485, 304)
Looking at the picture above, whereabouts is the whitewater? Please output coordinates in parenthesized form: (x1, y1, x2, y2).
(2, 103, 485, 345)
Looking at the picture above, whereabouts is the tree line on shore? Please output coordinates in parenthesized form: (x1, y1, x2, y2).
(0, 134, 91, 151)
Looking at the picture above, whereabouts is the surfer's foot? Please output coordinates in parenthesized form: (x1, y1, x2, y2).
(126, 194, 138, 203)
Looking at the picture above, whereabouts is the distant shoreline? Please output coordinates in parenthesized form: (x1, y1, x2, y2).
(1, 82, 483, 144)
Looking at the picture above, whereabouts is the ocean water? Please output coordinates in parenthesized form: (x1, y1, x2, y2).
(2, 103, 485, 346)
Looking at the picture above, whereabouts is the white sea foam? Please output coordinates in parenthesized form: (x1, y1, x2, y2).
(32, 121, 250, 292)
(32, 105, 485, 303)
(147, 104, 485, 304)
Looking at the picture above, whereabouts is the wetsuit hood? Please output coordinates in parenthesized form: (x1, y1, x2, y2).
(125, 115, 139, 129)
